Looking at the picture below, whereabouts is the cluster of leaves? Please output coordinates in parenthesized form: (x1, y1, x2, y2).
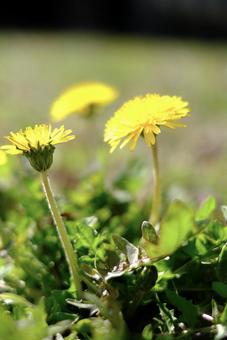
(0, 162, 227, 339)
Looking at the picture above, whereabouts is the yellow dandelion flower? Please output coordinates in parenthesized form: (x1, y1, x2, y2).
(104, 94, 190, 153)
(1, 124, 75, 172)
(0, 150, 7, 166)
(50, 81, 118, 122)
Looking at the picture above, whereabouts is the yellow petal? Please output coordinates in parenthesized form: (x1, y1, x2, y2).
(104, 93, 190, 152)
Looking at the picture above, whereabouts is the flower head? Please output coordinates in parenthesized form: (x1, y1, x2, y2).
(1, 124, 75, 172)
(51, 82, 118, 122)
(104, 94, 190, 152)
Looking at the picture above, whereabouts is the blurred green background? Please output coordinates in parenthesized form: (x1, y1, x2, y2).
(0, 33, 227, 203)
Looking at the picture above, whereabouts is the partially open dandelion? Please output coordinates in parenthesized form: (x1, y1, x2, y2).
(50, 81, 118, 122)
(1, 124, 82, 298)
(104, 94, 190, 224)
(1, 124, 75, 172)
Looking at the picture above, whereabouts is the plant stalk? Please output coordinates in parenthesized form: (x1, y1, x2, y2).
(149, 142, 161, 225)
(41, 171, 82, 299)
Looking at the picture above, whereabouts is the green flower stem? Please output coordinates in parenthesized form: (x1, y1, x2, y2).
(41, 171, 82, 299)
(149, 142, 161, 225)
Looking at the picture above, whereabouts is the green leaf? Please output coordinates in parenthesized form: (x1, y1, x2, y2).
(195, 196, 216, 222)
(212, 282, 227, 299)
(217, 243, 227, 283)
(112, 235, 139, 265)
(67, 220, 98, 255)
(195, 236, 207, 255)
(221, 206, 227, 223)
(141, 221, 158, 244)
(166, 289, 199, 328)
(212, 299, 219, 322)
(67, 299, 96, 310)
(74, 319, 93, 337)
(220, 304, 227, 326)
(207, 221, 226, 241)
(48, 320, 74, 337)
(0, 293, 32, 307)
(0, 301, 48, 340)
(45, 290, 76, 323)
(142, 200, 194, 259)
(156, 335, 174, 340)
(142, 324, 153, 340)
(157, 300, 176, 333)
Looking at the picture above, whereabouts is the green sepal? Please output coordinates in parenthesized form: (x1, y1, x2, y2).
(24, 144, 55, 172)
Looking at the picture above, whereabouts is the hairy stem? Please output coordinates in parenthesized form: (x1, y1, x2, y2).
(149, 142, 161, 225)
(41, 171, 82, 299)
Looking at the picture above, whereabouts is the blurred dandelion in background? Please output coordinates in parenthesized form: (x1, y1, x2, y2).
(50, 81, 118, 121)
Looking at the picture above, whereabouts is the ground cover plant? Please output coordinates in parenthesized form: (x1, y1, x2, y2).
(0, 34, 227, 340)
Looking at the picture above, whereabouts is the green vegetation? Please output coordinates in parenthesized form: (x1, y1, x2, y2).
(0, 168, 226, 339)
(0, 33, 227, 339)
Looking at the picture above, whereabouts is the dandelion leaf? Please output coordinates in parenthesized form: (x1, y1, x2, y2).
(142, 200, 194, 259)
(195, 196, 216, 222)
